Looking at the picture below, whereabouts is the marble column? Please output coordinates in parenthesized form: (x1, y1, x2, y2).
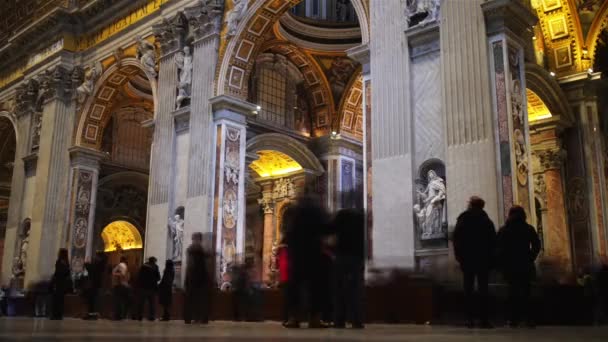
(26, 66, 76, 285)
(65, 147, 106, 273)
(145, 42, 179, 267)
(210, 95, 255, 287)
(483, 0, 537, 224)
(538, 148, 572, 276)
(369, 0, 415, 269)
(183, 8, 222, 270)
(258, 181, 274, 284)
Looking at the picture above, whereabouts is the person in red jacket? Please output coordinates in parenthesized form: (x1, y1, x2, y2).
(277, 238, 290, 325)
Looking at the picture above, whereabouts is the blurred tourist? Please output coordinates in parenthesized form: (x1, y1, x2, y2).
(31, 279, 50, 318)
(158, 259, 175, 321)
(497, 205, 541, 328)
(50, 248, 71, 320)
(284, 192, 329, 329)
(83, 251, 106, 320)
(332, 205, 365, 329)
(453, 196, 496, 329)
(184, 232, 211, 324)
(112, 256, 130, 320)
(135, 257, 160, 321)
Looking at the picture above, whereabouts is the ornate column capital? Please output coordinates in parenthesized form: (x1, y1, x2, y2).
(185, 0, 224, 43)
(258, 197, 274, 214)
(36, 66, 74, 105)
(14, 79, 39, 117)
(153, 11, 189, 56)
(538, 148, 566, 171)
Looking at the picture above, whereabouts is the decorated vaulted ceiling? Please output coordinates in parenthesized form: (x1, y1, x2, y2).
(532, 0, 608, 76)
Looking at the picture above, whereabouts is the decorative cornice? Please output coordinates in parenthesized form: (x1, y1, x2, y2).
(482, 0, 538, 39)
(69, 146, 107, 168)
(210, 94, 257, 117)
(346, 43, 370, 66)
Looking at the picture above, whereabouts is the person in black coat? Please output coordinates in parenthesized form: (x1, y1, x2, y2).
(184, 232, 211, 324)
(333, 206, 365, 329)
(284, 192, 329, 328)
(158, 259, 175, 321)
(135, 257, 161, 321)
(496, 205, 540, 328)
(50, 248, 71, 320)
(453, 196, 496, 328)
(83, 251, 106, 320)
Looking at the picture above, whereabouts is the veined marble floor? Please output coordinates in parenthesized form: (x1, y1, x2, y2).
(0, 318, 607, 341)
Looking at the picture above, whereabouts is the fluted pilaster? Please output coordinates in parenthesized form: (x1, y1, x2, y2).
(149, 54, 178, 205)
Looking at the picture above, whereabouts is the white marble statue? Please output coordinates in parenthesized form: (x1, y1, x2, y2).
(413, 170, 446, 240)
(168, 214, 184, 261)
(404, 0, 440, 27)
(137, 36, 158, 77)
(76, 62, 100, 105)
(175, 46, 193, 109)
(225, 0, 248, 37)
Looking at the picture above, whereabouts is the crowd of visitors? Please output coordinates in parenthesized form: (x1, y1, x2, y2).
(3, 192, 607, 330)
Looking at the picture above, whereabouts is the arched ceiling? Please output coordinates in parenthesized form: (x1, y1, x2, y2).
(250, 149, 303, 178)
(527, 88, 552, 121)
(532, 0, 608, 75)
(101, 220, 143, 252)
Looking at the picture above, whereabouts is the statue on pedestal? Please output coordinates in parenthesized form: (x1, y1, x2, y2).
(175, 46, 193, 109)
(168, 214, 184, 261)
(414, 169, 447, 240)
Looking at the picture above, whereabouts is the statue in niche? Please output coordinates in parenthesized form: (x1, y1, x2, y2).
(136, 36, 158, 77)
(413, 169, 446, 240)
(168, 213, 185, 261)
(175, 46, 193, 109)
(225, 0, 248, 37)
(404, 0, 440, 28)
(76, 62, 101, 105)
(12, 220, 31, 279)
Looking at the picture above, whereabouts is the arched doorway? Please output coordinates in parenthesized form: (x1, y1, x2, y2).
(0, 115, 16, 276)
(70, 54, 156, 273)
(101, 220, 144, 284)
(245, 133, 324, 286)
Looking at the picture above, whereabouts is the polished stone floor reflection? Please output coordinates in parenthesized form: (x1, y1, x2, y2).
(1, 318, 607, 341)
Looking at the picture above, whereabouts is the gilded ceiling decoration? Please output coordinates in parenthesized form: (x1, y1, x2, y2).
(249, 150, 303, 178)
(100, 220, 143, 252)
(527, 88, 552, 122)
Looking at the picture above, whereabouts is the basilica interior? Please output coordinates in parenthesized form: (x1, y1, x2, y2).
(1, 1, 608, 319)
